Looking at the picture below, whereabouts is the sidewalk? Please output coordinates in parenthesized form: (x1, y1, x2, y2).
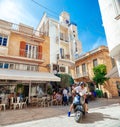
(0, 97, 119, 126)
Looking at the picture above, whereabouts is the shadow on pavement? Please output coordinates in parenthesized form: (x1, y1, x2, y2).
(80, 112, 119, 124)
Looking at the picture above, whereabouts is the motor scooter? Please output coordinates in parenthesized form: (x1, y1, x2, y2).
(73, 93, 85, 123)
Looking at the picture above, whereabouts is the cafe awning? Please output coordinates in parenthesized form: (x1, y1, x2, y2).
(0, 69, 60, 82)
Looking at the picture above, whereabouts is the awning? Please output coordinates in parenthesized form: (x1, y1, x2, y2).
(106, 66, 119, 78)
(0, 69, 60, 81)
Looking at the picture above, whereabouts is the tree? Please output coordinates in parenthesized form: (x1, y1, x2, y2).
(93, 64, 109, 88)
(56, 73, 74, 88)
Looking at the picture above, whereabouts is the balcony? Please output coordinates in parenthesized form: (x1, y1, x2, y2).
(0, 19, 44, 42)
(60, 34, 69, 43)
(19, 49, 44, 63)
(20, 49, 43, 59)
(65, 54, 70, 59)
(57, 54, 70, 60)
(75, 72, 89, 79)
(57, 54, 75, 67)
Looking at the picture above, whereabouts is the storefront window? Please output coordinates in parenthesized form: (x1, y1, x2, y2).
(0, 63, 3, 68)
(4, 63, 9, 69)
(0, 85, 15, 96)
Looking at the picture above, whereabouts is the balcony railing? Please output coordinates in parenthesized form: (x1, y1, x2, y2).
(76, 72, 88, 78)
(0, 19, 44, 37)
(65, 54, 70, 59)
(19, 49, 43, 60)
(57, 54, 70, 60)
(60, 35, 69, 42)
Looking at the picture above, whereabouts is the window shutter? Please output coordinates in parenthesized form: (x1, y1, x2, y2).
(38, 45, 42, 59)
(20, 41, 26, 57)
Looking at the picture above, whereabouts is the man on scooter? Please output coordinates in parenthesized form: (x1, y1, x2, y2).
(68, 82, 88, 117)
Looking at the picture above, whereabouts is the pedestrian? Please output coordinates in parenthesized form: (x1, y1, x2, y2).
(62, 87, 68, 105)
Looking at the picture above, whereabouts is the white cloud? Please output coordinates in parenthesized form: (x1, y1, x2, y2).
(0, 0, 38, 28)
(91, 37, 107, 50)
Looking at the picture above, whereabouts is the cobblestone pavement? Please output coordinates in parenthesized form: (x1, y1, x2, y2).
(0, 97, 120, 127)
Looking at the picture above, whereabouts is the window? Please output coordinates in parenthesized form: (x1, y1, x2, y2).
(26, 44, 38, 59)
(9, 63, 14, 69)
(60, 48, 64, 59)
(76, 66, 80, 76)
(57, 54, 59, 60)
(66, 20, 69, 24)
(0, 63, 3, 68)
(53, 64, 59, 72)
(93, 59, 98, 67)
(75, 42, 78, 52)
(27, 66, 30, 71)
(60, 66, 65, 72)
(82, 63, 86, 75)
(0, 62, 9, 69)
(111, 57, 116, 67)
(116, 81, 120, 88)
(0, 61, 38, 71)
(113, 0, 120, 20)
(15, 64, 19, 70)
(0, 35, 8, 46)
(4, 63, 9, 69)
(60, 33, 64, 40)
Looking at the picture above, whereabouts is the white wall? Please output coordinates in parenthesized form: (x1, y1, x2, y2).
(99, 0, 120, 56)
(49, 21, 58, 64)
(99, 0, 120, 77)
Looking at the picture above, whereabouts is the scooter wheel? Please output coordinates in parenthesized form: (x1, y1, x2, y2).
(74, 111, 83, 123)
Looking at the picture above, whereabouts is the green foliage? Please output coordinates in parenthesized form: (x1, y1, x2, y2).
(56, 73, 74, 88)
(47, 84, 53, 95)
(93, 64, 109, 86)
(15, 84, 24, 94)
(93, 64, 107, 76)
(95, 89, 103, 98)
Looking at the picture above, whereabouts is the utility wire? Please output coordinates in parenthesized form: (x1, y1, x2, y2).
(31, 0, 105, 37)
(31, 0, 58, 16)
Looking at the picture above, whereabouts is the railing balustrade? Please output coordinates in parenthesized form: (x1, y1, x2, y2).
(0, 20, 44, 37)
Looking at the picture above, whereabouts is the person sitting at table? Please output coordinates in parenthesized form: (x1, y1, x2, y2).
(51, 91, 57, 105)
(56, 92, 62, 105)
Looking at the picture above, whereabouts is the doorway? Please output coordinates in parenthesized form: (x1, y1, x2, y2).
(24, 85, 29, 97)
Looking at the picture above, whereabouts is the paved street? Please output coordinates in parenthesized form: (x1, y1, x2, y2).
(3, 103, 120, 127)
(0, 98, 120, 127)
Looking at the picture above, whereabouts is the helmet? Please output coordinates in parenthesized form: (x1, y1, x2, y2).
(80, 82, 85, 86)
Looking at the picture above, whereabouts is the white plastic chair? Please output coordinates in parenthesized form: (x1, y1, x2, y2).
(20, 97, 28, 109)
(13, 97, 21, 110)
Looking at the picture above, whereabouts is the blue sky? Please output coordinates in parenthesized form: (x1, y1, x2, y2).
(0, 0, 107, 53)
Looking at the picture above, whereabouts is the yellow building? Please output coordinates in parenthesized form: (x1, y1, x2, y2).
(0, 19, 60, 103)
(74, 46, 120, 97)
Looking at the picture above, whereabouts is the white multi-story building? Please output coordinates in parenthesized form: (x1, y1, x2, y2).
(98, 0, 120, 77)
(37, 11, 82, 75)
